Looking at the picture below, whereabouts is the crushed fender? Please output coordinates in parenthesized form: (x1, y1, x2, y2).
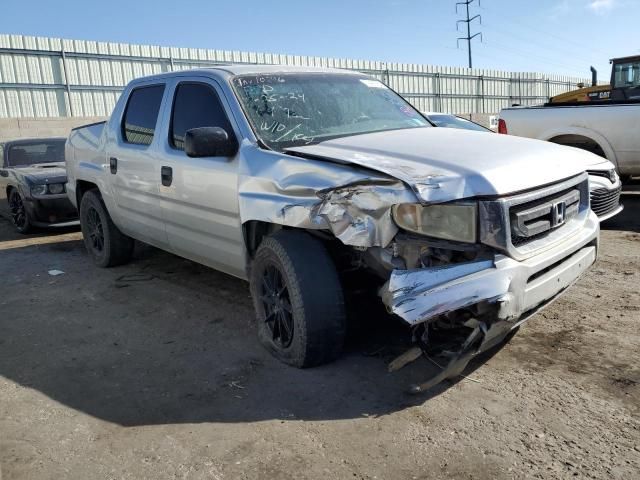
(311, 181, 416, 248)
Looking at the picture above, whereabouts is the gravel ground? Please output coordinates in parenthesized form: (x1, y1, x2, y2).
(0, 191, 638, 480)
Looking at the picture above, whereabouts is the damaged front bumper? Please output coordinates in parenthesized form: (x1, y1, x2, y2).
(381, 211, 599, 392)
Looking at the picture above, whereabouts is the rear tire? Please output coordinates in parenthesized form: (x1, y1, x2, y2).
(79, 189, 133, 267)
(8, 189, 32, 234)
(250, 230, 346, 368)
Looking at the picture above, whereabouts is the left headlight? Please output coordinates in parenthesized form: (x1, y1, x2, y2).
(31, 185, 48, 196)
(392, 202, 477, 243)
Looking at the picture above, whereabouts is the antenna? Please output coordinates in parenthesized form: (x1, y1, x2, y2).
(456, 0, 483, 68)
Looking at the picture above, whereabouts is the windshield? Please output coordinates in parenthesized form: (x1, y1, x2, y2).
(7, 140, 65, 167)
(232, 73, 430, 150)
(427, 114, 490, 132)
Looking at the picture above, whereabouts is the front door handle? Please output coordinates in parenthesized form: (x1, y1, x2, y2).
(161, 166, 173, 187)
(109, 157, 117, 174)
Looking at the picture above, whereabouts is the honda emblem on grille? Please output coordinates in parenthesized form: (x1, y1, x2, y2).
(551, 201, 566, 226)
(511, 188, 580, 240)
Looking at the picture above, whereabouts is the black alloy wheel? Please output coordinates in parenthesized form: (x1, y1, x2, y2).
(249, 230, 346, 368)
(260, 264, 295, 348)
(79, 189, 133, 268)
(85, 206, 105, 253)
(9, 190, 31, 233)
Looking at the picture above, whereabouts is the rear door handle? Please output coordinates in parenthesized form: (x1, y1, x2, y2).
(161, 166, 173, 187)
(109, 157, 117, 174)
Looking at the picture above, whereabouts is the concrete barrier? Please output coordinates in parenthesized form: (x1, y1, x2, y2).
(0, 117, 107, 143)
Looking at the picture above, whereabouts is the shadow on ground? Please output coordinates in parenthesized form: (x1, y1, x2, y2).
(0, 217, 505, 427)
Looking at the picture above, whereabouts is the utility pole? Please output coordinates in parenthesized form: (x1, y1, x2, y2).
(456, 0, 482, 68)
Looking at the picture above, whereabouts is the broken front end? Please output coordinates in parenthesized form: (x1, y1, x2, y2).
(240, 150, 599, 392)
(372, 174, 598, 392)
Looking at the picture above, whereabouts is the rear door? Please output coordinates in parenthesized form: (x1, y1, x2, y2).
(106, 83, 170, 248)
(156, 78, 246, 278)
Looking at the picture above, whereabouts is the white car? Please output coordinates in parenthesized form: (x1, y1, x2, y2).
(584, 164, 623, 221)
(424, 112, 623, 221)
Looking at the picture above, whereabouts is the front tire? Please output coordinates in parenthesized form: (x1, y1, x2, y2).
(8, 189, 32, 234)
(250, 230, 346, 368)
(79, 189, 133, 267)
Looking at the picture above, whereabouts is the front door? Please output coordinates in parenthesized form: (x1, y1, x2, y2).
(156, 79, 245, 278)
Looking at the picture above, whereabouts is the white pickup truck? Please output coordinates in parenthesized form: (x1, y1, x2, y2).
(66, 66, 600, 392)
(499, 102, 640, 182)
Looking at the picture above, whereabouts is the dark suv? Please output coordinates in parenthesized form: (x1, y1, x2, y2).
(0, 138, 78, 233)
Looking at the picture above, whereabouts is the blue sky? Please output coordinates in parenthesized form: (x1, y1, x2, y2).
(3, 0, 637, 79)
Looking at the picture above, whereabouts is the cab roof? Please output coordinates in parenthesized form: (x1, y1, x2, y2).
(132, 64, 363, 83)
(611, 55, 640, 63)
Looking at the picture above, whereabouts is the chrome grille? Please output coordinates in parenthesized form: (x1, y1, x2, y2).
(510, 188, 580, 246)
(479, 173, 590, 261)
(590, 186, 621, 218)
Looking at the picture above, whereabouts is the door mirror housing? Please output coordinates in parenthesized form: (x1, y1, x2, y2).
(184, 127, 238, 158)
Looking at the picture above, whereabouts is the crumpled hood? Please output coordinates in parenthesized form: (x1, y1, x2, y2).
(287, 128, 600, 203)
(17, 163, 67, 184)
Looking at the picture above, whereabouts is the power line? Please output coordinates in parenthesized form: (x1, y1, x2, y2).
(479, 41, 589, 78)
(456, 0, 482, 68)
(479, 28, 592, 73)
(480, 22, 597, 68)
(478, 3, 612, 57)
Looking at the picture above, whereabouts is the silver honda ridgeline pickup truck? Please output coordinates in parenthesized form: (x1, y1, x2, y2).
(66, 66, 600, 391)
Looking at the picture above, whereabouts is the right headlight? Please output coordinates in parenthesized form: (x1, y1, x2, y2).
(48, 183, 65, 194)
(392, 202, 477, 243)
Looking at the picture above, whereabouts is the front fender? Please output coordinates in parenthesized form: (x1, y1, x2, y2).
(237, 145, 418, 248)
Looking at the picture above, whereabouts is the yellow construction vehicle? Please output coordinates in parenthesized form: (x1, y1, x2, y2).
(549, 55, 640, 104)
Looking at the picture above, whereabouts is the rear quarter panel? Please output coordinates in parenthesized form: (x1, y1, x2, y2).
(66, 122, 108, 208)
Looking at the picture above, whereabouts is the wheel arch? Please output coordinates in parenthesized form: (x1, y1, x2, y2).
(75, 179, 100, 208)
(242, 220, 283, 258)
(540, 126, 618, 167)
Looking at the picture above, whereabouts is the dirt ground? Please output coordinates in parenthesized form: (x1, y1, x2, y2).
(0, 191, 639, 480)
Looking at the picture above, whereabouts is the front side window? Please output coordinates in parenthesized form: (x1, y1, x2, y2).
(170, 83, 234, 150)
(6, 140, 66, 167)
(122, 85, 165, 145)
(613, 61, 640, 88)
(232, 73, 429, 151)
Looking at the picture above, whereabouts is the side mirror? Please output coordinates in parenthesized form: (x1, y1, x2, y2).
(184, 127, 238, 158)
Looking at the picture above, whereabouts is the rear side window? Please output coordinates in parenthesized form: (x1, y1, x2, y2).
(170, 83, 233, 150)
(122, 85, 165, 145)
